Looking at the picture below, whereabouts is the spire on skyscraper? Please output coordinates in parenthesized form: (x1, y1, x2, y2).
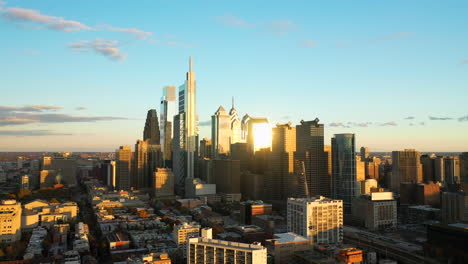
(189, 56, 193, 72)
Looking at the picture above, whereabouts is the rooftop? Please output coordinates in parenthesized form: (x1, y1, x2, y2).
(271, 232, 309, 243)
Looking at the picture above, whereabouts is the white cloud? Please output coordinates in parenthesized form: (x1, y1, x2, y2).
(2, 7, 92, 32)
(215, 15, 254, 28)
(69, 39, 127, 61)
(101, 25, 153, 40)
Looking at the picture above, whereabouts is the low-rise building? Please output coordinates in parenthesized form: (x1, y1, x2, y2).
(0, 200, 22, 243)
(352, 192, 397, 231)
(265, 232, 311, 264)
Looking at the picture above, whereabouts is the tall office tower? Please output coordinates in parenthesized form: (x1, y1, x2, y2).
(116, 146, 132, 190)
(199, 138, 212, 159)
(212, 159, 241, 195)
(269, 123, 296, 200)
(356, 156, 366, 182)
(390, 149, 423, 192)
(324, 145, 332, 182)
(365, 157, 381, 180)
(287, 197, 343, 244)
(0, 200, 22, 243)
(444, 156, 460, 185)
(294, 119, 329, 197)
(229, 97, 242, 144)
(421, 155, 435, 182)
(211, 106, 231, 157)
(360, 147, 369, 161)
(188, 237, 267, 264)
(173, 57, 198, 195)
(441, 191, 468, 223)
(434, 156, 445, 182)
(332, 133, 358, 214)
(231, 142, 251, 171)
(42, 156, 52, 169)
(160, 86, 177, 165)
(460, 152, 468, 188)
(143, 109, 160, 144)
(133, 140, 149, 189)
(154, 168, 174, 197)
(241, 114, 271, 153)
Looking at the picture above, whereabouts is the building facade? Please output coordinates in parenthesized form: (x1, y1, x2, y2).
(352, 192, 397, 231)
(287, 197, 343, 244)
(0, 200, 22, 243)
(160, 86, 177, 164)
(390, 149, 423, 193)
(211, 106, 231, 157)
(116, 146, 132, 190)
(332, 133, 358, 214)
(154, 168, 175, 197)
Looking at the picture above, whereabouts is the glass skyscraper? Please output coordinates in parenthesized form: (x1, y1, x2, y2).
(332, 133, 358, 214)
(160, 86, 177, 165)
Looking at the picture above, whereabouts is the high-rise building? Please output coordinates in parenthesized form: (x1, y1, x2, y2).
(360, 147, 369, 160)
(173, 57, 198, 195)
(160, 86, 177, 165)
(211, 106, 231, 157)
(0, 200, 22, 243)
(154, 168, 174, 198)
(143, 109, 160, 144)
(116, 146, 132, 190)
(434, 156, 445, 182)
(332, 133, 358, 214)
(324, 145, 332, 183)
(212, 159, 240, 195)
(268, 123, 296, 200)
(365, 157, 381, 180)
(421, 155, 435, 182)
(240, 201, 273, 225)
(287, 197, 343, 244)
(390, 149, 423, 192)
(241, 115, 271, 153)
(444, 156, 460, 185)
(352, 192, 397, 231)
(188, 237, 267, 264)
(460, 152, 468, 189)
(294, 119, 329, 197)
(229, 97, 242, 145)
(199, 138, 212, 159)
(356, 156, 366, 182)
(231, 142, 251, 171)
(133, 139, 149, 189)
(441, 191, 468, 223)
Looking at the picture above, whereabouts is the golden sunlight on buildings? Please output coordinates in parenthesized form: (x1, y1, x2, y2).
(252, 123, 272, 151)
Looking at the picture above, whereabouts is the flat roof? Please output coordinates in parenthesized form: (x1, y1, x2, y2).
(273, 232, 309, 243)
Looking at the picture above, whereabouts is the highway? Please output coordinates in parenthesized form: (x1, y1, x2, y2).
(343, 226, 437, 264)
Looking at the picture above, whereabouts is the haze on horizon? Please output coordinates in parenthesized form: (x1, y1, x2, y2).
(0, 0, 467, 152)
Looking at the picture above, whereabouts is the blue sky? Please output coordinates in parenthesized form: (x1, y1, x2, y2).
(0, 0, 467, 152)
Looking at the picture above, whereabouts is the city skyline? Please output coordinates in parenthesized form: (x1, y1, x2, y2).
(1, 0, 468, 152)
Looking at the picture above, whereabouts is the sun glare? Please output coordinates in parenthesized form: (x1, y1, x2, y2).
(252, 123, 272, 151)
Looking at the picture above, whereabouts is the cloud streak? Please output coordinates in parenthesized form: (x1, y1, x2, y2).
(458, 115, 468, 122)
(380, 121, 398, 126)
(404, 116, 415, 120)
(301, 40, 316, 48)
(215, 15, 253, 28)
(0, 129, 72, 136)
(267, 19, 297, 35)
(2, 7, 92, 32)
(69, 39, 127, 61)
(101, 25, 153, 40)
(429, 116, 453, 121)
(0, 105, 63, 112)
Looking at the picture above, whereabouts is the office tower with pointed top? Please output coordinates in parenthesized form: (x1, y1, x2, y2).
(173, 57, 199, 195)
(160, 86, 177, 166)
(212, 106, 231, 157)
(229, 97, 242, 144)
(144, 109, 160, 144)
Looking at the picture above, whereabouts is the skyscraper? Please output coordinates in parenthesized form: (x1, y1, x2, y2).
(360, 147, 369, 160)
(444, 156, 460, 185)
(229, 97, 242, 144)
(390, 149, 423, 192)
(332, 133, 358, 214)
(421, 154, 435, 182)
(460, 152, 468, 188)
(116, 146, 132, 190)
(143, 109, 160, 144)
(160, 86, 177, 165)
(211, 106, 231, 157)
(294, 119, 330, 197)
(241, 115, 271, 153)
(173, 57, 198, 195)
(269, 122, 296, 200)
